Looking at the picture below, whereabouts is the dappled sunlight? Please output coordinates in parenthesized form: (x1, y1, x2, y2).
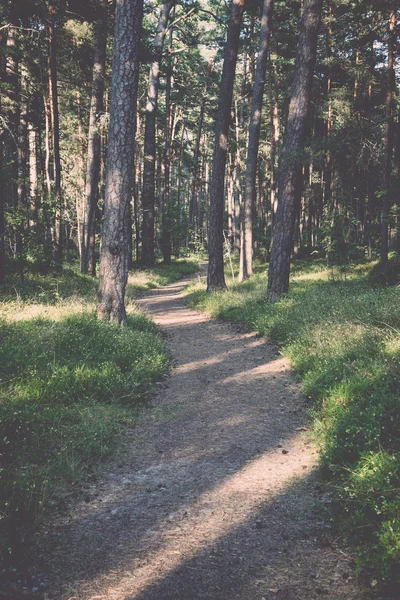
(80, 432, 315, 600)
(292, 271, 329, 282)
(174, 338, 263, 374)
(0, 297, 94, 322)
(221, 356, 289, 383)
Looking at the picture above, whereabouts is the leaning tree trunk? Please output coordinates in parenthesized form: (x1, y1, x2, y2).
(239, 0, 274, 281)
(142, 0, 175, 267)
(381, 7, 396, 263)
(81, 0, 107, 275)
(266, 0, 322, 301)
(207, 0, 246, 291)
(97, 0, 143, 325)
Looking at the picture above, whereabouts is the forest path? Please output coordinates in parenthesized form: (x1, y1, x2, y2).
(41, 271, 362, 600)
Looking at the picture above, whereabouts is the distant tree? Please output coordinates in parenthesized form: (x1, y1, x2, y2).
(141, 0, 176, 267)
(381, 6, 396, 263)
(81, 0, 107, 276)
(239, 0, 274, 281)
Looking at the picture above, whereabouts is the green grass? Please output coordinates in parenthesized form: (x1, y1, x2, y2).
(0, 258, 198, 565)
(185, 259, 400, 586)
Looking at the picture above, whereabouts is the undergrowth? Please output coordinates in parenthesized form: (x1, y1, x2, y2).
(0, 258, 197, 566)
(185, 258, 400, 589)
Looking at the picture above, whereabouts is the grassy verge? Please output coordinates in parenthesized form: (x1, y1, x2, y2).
(0, 259, 198, 566)
(185, 259, 400, 587)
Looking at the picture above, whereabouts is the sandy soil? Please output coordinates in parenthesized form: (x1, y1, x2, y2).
(33, 272, 365, 600)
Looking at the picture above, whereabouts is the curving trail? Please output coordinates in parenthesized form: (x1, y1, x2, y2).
(40, 273, 362, 600)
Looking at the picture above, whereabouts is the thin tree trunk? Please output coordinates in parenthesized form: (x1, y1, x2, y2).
(81, 0, 107, 274)
(267, 0, 322, 301)
(142, 1, 175, 267)
(28, 124, 39, 229)
(239, 0, 274, 281)
(48, 5, 63, 266)
(0, 106, 5, 284)
(75, 90, 85, 259)
(97, 0, 143, 324)
(189, 96, 206, 231)
(324, 2, 333, 209)
(381, 7, 396, 263)
(270, 92, 280, 228)
(161, 19, 174, 264)
(207, 0, 246, 291)
(228, 152, 234, 247)
(6, 25, 19, 213)
(17, 65, 28, 279)
(233, 97, 242, 256)
(176, 117, 186, 236)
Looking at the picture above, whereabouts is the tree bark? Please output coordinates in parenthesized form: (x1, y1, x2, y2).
(381, 7, 396, 263)
(233, 97, 241, 257)
(48, 4, 63, 266)
(207, 0, 246, 291)
(28, 124, 39, 229)
(266, 0, 322, 301)
(161, 19, 174, 264)
(239, 0, 274, 281)
(5, 24, 19, 213)
(81, 0, 107, 274)
(0, 104, 5, 285)
(141, 1, 175, 267)
(97, 0, 143, 325)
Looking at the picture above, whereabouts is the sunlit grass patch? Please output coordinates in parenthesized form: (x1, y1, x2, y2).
(0, 259, 197, 565)
(185, 259, 400, 583)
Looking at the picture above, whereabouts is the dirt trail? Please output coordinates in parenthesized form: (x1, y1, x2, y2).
(39, 273, 363, 600)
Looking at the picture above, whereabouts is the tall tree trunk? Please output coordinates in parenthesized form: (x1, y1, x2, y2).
(75, 90, 85, 259)
(189, 95, 206, 232)
(239, 0, 274, 281)
(97, 0, 143, 325)
(141, 1, 175, 267)
(48, 4, 63, 266)
(233, 97, 241, 256)
(6, 25, 24, 278)
(267, 0, 322, 301)
(6, 24, 19, 213)
(207, 0, 246, 291)
(28, 124, 39, 229)
(81, 0, 107, 274)
(161, 19, 174, 264)
(270, 91, 280, 229)
(17, 65, 29, 280)
(324, 2, 333, 209)
(0, 107, 5, 285)
(381, 7, 396, 263)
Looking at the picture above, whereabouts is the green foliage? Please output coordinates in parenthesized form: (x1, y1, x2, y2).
(185, 260, 400, 584)
(0, 261, 200, 564)
(320, 210, 365, 278)
(0, 312, 168, 563)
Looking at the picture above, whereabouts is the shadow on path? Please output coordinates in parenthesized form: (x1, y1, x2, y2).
(37, 275, 362, 600)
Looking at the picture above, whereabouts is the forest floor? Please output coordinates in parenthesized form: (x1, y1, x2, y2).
(30, 267, 367, 600)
